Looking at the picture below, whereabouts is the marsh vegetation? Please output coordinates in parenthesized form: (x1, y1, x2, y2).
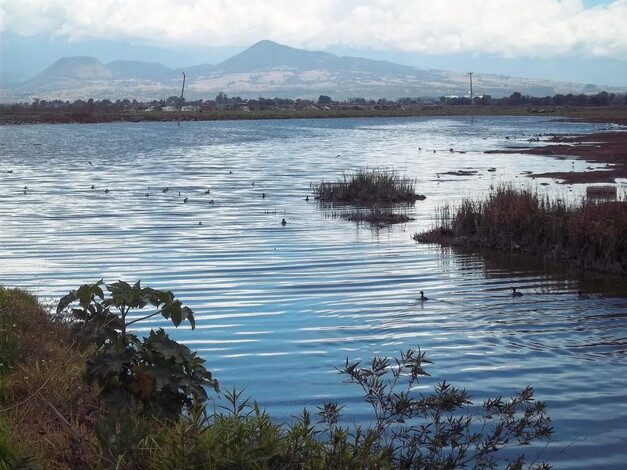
(415, 185, 627, 275)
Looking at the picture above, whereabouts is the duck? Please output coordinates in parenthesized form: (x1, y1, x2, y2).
(281, 218, 287, 226)
(512, 287, 523, 297)
(419, 291, 428, 301)
(578, 290, 590, 300)
(183, 197, 188, 203)
(305, 196, 309, 201)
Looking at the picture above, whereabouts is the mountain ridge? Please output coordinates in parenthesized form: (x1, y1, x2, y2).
(2, 40, 625, 102)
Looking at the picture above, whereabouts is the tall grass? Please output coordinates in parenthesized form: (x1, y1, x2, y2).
(315, 169, 421, 205)
(415, 185, 627, 274)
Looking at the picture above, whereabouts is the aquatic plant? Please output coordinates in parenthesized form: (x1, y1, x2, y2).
(415, 184, 627, 274)
(342, 207, 413, 227)
(315, 169, 422, 205)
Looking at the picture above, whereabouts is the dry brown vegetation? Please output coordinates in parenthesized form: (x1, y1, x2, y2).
(415, 185, 627, 275)
(315, 169, 423, 205)
(0, 287, 101, 469)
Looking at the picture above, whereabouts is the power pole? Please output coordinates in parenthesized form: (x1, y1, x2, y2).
(177, 72, 186, 127)
(469, 72, 474, 104)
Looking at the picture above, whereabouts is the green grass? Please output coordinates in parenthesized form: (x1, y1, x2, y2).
(415, 184, 627, 274)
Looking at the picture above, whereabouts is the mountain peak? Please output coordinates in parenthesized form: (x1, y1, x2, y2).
(216, 39, 337, 72)
(32, 56, 113, 83)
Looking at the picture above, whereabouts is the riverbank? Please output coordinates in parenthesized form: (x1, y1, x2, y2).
(415, 185, 627, 275)
(487, 131, 627, 184)
(1, 104, 626, 126)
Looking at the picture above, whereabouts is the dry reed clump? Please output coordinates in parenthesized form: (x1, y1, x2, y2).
(314, 169, 423, 205)
(415, 185, 627, 275)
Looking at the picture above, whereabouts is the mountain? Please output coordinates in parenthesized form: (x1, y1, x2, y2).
(106, 60, 178, 80)
(2, 40, 625, 102)
(215, 39, 337, 73)
(29, 56, 114, 84)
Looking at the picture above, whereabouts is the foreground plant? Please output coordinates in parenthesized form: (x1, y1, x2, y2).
(336, 348, 553, 469)
(56, 280, 219, 419)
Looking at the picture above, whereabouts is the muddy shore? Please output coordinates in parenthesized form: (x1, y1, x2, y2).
(487, 130, 627, 184)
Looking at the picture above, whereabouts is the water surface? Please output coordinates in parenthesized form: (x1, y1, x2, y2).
(1, 116, 626, 468)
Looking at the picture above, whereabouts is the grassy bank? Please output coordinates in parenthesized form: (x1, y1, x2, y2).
(415, 185, 627, 275)
(2, 105, 626, 126)
(1, 283, 553, 469)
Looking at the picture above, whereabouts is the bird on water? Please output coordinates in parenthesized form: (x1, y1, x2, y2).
(419, 291, 428, 301)
(578, 290, 590, 300)
(281, 218, 287, 226)
(512, 287, 523, 297)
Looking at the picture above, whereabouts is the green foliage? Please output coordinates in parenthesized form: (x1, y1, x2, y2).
(134, 349, 551, 469)
(336, 348, 553, 469)
(57, 280, 218, 419)
(2, 285, 553, 469)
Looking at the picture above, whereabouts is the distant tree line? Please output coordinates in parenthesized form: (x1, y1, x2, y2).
(437, 90, 622, 107)
(2, 90, 625, 115)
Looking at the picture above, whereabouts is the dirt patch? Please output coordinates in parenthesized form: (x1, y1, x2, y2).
(487, 131, 627, 184)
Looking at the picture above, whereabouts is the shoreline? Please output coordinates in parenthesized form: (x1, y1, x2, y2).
(486, 130, 627, 184)
(2, 105, 626, 126)
(3, 105, 626, 185)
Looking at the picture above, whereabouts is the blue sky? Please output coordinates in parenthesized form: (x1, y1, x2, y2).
(1, 0, 626, 86)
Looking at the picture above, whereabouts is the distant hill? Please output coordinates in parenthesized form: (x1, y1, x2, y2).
(2, 40, 625, 102)
(29, 56, 114, 84)
(107, 60, 177, 80)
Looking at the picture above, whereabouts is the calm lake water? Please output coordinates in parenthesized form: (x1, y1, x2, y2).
(1, 116, 626, 468)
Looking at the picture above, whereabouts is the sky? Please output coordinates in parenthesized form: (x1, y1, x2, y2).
(1, 0, 626, 86)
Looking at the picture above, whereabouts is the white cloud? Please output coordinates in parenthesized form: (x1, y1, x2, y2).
(1, 0, 626, 58)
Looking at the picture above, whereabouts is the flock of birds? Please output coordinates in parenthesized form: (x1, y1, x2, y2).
(418, 288, 592, 301)
(82, 180, 293, 226)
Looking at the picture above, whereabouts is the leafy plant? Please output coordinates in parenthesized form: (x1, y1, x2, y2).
(56, 280, 219, 419)
(336, 348, 553, 469)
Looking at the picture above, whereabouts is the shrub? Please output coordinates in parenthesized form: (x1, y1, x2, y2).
(56, 280, 219, 419)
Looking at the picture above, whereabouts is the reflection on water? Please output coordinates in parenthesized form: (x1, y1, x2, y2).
(1, 116, 626, 469)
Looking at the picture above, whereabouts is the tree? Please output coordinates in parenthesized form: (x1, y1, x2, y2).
(215, 92, 228, 106)
(318, 95, 332, 104)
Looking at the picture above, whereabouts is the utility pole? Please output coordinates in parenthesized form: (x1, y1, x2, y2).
(177, 72, 186, 127)
(469, 72, 474, 105)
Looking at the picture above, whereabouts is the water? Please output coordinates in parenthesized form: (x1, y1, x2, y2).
(1, 116, 626, 468)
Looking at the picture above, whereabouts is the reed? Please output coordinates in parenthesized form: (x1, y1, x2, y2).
(315, 169, 421, 205)
(415, 184, 627, 274)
